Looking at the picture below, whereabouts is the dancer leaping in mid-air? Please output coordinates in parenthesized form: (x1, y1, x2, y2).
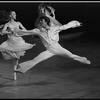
(14, 15, 91, 74)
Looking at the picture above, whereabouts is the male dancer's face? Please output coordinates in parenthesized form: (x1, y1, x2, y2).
(40, 19, 49, 31)
(39, 23, 46, 32)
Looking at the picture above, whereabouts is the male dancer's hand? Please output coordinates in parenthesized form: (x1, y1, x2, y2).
(68, 20, 82, 28)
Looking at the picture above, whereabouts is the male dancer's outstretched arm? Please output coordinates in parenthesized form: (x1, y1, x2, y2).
(59, 20, 82, 31)
(14, 28, 40, 37)
(48, 20, 82, 36)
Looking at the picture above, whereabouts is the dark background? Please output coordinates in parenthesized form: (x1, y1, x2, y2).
(0, 2, 100, 43)
(0, 2, 100, 99)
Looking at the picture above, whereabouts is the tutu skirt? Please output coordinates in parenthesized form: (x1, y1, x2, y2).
(0, 35, 34, 59)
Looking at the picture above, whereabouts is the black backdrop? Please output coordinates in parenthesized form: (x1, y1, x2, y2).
(0, 2, 100, 43)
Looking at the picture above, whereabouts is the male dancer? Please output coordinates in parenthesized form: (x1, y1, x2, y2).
(15, 16, 91, 73)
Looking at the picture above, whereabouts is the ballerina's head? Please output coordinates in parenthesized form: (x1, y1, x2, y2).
(9, 11, 16, 21)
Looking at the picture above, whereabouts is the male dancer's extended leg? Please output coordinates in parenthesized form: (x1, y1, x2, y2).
(48, 43, 91, 64)
(17, 50, 54, 73)
(16, 43, 90, 73)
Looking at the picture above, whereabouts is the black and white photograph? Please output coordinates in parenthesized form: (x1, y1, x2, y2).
(0, 1, 100, 99)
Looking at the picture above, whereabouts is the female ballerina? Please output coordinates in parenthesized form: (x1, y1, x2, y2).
(15, 16, 91, 74)
(0, 11, 35, 80)
(0, 11, 35, 59)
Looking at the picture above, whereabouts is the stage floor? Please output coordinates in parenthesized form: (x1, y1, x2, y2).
(0, 40, 100, 99)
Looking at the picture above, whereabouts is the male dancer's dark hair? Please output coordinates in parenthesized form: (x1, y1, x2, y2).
(35, 15, 50, 28)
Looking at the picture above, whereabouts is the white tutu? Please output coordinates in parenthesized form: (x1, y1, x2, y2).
(0, 33, 35, 59)
(0, 34, 34, 52)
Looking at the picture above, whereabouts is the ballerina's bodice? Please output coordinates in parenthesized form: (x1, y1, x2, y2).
(7, 24, 25, 44)
(0, 22, 34, 55)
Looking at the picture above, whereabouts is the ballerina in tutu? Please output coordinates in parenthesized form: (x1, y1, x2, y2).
(0, 11, 35, 80)
(15, 16, 91, 74)
(0, 11, 35, 59)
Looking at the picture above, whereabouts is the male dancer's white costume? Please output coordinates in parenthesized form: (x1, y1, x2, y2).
(16, 20, 91, 73)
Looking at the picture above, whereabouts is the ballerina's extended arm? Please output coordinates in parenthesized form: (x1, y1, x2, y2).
(18, 22, 27, 31)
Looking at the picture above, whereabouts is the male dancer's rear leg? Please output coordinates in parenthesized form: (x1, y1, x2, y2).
(16, 50, 54, 73)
